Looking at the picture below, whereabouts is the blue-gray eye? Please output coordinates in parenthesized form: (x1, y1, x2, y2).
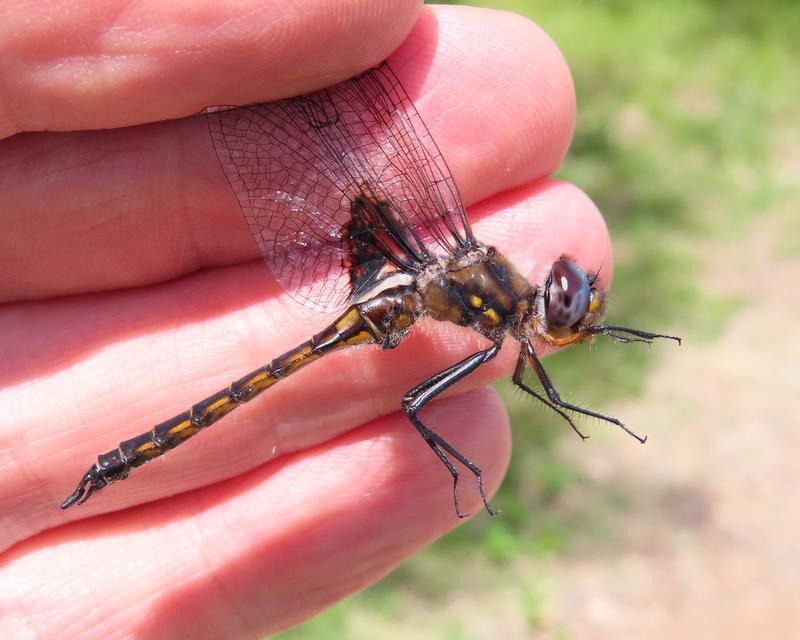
(545, 260, 590, 328)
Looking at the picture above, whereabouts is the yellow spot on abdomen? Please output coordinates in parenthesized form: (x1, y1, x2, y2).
(136, 441, 157, 453)
(345, 330, 373, 345)
(166, 419, 198, 441)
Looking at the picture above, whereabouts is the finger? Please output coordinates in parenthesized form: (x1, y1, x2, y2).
(392, 5, 576, 203)
(0, 5, 575, 300)
(0, 0, 422, 137)
(0, 388, 510, 638)
(1, 180, 610, 545)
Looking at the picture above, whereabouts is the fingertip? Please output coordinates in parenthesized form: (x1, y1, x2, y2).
(0, 0, 423, 135)
(391, 5, 577, 202)
(471, 179, 614, 290)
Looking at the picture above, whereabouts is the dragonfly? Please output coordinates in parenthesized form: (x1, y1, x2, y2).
(61, 63, 680, 517)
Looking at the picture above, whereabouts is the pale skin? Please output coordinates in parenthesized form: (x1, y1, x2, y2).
(0, 2, 614, 637)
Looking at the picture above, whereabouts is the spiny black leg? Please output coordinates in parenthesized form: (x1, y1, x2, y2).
(424, 425, 497, 517)
(402, 341, 502, 517)
(412, 419, 498, 517)
(523, 339, 647, 443)
(419, 426, 468, 518)
(515, 380, 589, 440)
(512, 348, 589, 440)
(591, 325, 681, 345)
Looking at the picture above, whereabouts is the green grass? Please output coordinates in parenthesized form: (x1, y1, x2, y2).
(278, 1, 800, 637)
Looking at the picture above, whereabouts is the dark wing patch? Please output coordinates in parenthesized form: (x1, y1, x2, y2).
(341, 206, 389, 299)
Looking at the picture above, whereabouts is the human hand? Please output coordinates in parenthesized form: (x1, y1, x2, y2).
(0, 2, 610, 636)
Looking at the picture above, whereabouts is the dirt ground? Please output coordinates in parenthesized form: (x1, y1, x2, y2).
(552, 223, 800, 639)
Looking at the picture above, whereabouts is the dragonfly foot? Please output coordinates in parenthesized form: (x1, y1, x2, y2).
(477, 474, 500, 517)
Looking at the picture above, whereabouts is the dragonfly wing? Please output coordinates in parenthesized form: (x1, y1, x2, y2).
(207, 63, 473, 313)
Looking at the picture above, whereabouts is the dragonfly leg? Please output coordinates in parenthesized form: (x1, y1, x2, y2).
(512, 347, 589, 440)
(521, 338, 647, 443)
(401, 340, 502, 518)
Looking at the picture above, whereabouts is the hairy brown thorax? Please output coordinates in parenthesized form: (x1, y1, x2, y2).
(420, 249, 534, 339)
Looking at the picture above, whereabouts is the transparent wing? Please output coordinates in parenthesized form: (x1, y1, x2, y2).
(207, 63, 473, 313)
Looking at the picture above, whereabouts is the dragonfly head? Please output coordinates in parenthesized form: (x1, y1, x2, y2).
(544, 258, 605, 327)
(535, 258, 604, 346)
(536, 258, 681, 348)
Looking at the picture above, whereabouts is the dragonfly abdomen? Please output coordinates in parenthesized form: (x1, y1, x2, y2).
(61, 285, 423, 509)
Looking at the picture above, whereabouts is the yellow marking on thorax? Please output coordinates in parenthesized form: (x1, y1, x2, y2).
(482, 308, 501, 326)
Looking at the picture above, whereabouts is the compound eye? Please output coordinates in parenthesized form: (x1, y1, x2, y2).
(545, 260, 590, 328)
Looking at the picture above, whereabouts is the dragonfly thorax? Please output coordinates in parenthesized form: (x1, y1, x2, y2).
(420, 247, 534, 338)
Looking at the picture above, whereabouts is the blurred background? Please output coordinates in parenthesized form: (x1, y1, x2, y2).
(279, 1, 800, 638)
